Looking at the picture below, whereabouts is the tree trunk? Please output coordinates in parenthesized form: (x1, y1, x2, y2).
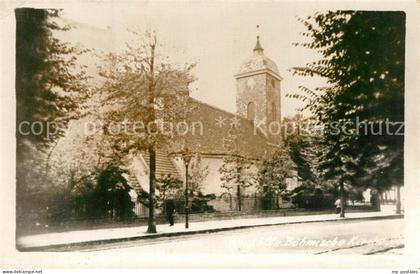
(396, 185, 402, 214)
(371, 188, 381, 212)
(254, 193, 258, 210)
(237, 184, 241, 211)
(339, 181, 345, 218)
(162, 191, 166, 215)
(146, 35, 157, 233)
(147, 147, 157, 233)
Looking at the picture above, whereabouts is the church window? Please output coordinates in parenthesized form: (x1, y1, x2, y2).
(271, 79, 276, 88)
(247, 102, 255, 121)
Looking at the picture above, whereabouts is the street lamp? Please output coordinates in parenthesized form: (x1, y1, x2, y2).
(181, 147, 192, 229)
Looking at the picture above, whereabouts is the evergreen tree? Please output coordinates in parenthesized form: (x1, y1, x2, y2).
(15, 8, 89, 226)
(16, 8, 89, 153)
(283, 114, 319, 184)
(95, 165, 135, 219)
(290, 11, 405, 216)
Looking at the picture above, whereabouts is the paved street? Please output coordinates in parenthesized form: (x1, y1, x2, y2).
(73, 218, 403, 254)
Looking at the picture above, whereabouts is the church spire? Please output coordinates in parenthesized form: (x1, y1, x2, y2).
(253, 36, 264, 54)
(253, 25, 264, 54)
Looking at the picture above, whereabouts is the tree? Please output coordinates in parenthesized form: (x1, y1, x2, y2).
(219, 127, 256, 211)
(257, 145, 295, 209)
(156, 174, 183, 212)
(95, 30, 195, 232)
(47, 117, 117, 192)
(15, 8, 89, 154)
(283, 114, 321, 184)
(95, 165, 135, 220)
(188, 153, 215, 213)
(188, 153, 209, 194)
(290, 11, 405, 216)
(15, 8, 90, 225)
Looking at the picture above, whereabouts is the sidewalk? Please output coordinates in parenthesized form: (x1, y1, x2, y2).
(16, 209, 402, 251)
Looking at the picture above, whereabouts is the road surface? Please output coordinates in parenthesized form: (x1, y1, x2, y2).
(64, 218, 404, 254)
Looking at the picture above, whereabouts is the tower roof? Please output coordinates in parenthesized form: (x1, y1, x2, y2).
(235, 36, 281, 80)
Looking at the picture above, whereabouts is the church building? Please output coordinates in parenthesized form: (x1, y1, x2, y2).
(127, 36, 298, 213)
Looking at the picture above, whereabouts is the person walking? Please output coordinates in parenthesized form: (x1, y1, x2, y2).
(165, 199, 175, 226)
(334, 198, 342, 214)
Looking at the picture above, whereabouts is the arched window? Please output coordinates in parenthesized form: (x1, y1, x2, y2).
(247, 102, 255, 121)
(271, 102, 277, 121)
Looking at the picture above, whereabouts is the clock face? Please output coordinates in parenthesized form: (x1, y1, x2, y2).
(247, 78, 256, 88)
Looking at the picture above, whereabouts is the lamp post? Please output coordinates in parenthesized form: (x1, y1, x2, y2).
(181, 148, 192, 229)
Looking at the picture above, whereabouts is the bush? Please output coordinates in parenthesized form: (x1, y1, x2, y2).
(190, 192, 216, 213)
(89, 166, 135, 220)
(167, 192, 215, 214)
(290, 184, 335, 209)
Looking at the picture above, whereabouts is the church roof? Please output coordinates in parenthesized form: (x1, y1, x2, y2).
(126, 149, 182, 194)
(236, 36, 281, 80)
(174, 98, 277, 159)
(141, 149, 182, 180)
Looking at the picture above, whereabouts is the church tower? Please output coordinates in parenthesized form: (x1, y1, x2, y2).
(234, 36, 282, 140)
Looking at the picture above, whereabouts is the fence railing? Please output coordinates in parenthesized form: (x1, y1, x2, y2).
(16, 192, 375, 236)
(132, 195, 295, 217)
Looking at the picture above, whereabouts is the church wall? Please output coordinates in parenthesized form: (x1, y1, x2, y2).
(172, 156, 185, 180)
(129, 155, 229, 196)
(197, 157, 259, 197)
(199, 157, 261, 211)
(171, 155, 225, 195)
(197, 157, 225, 195)
(130, 153, 297, 212)
(172, 156, 231, 211)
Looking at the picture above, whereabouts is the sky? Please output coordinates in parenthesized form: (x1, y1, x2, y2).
(59, 1, 327, 118)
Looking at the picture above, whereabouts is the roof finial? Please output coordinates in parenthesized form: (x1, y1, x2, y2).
(253, 25, 264, 54)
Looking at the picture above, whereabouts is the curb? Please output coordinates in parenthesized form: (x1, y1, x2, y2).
(17, 214, 403, 251)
